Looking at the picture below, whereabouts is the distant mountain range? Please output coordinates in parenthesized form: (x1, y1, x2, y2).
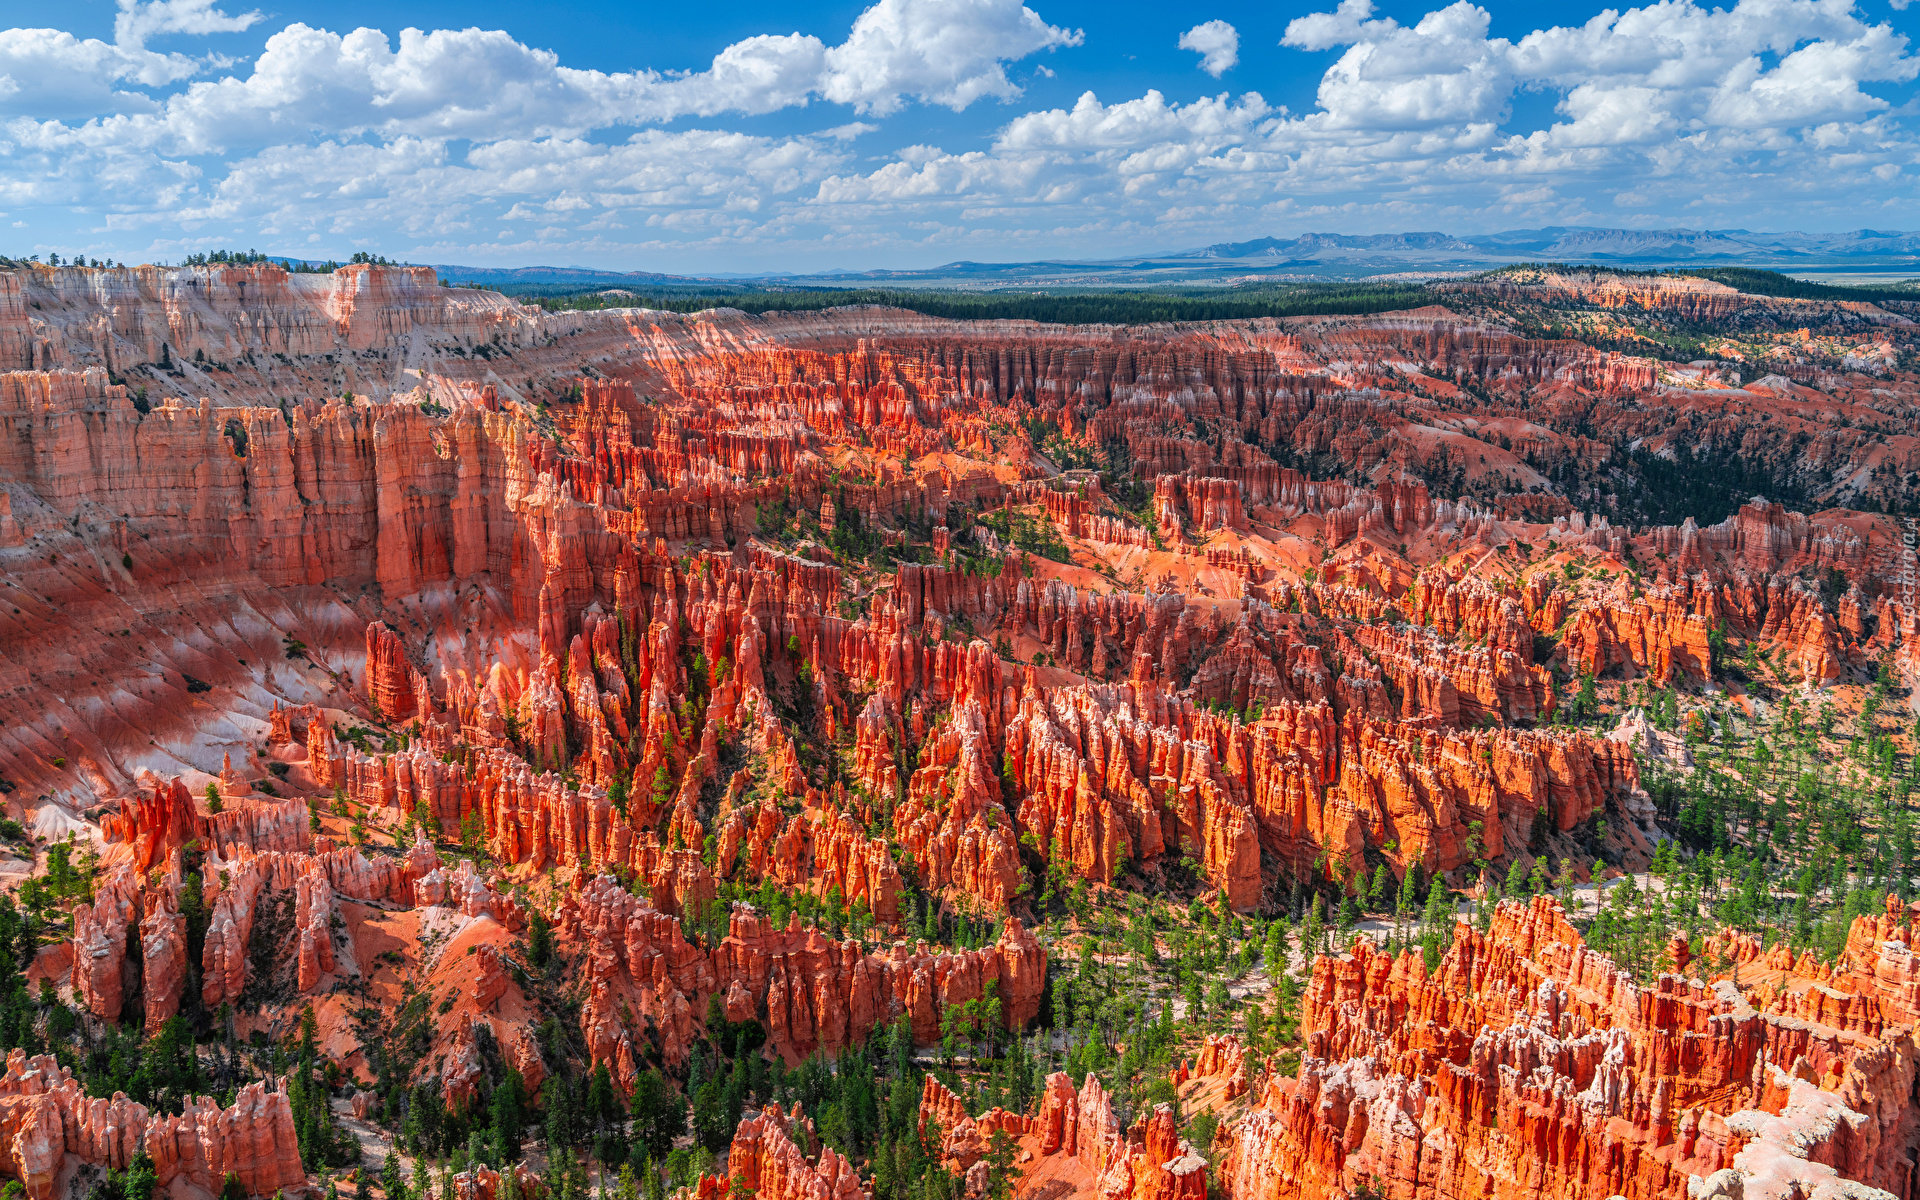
(405, 226, 1920, 293)
(427, 263, 707, 290)
(1177, 227, 1920, 263)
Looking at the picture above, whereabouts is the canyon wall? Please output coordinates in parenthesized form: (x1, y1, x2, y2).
(5, 264, 1920, 1200)
(9, 266, 1909, 917)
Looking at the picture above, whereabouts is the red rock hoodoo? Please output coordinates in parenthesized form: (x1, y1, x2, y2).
(3, 263, 1917, 1200)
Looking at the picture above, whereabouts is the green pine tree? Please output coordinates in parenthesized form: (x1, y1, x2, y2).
(122, 1154, 157, 1200)
(1421, 876, 1455, 971)
(492, 1068, 526, 1163)
(382, 1152, 407, 1200)
(1504, 858, 1529, 898)
(1395, 865, 1419, 916)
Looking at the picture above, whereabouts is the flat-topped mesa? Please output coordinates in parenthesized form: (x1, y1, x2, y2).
(1445, 271, 1752, 321)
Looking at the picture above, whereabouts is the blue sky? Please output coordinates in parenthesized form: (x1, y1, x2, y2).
(3, 0, 1917, 272)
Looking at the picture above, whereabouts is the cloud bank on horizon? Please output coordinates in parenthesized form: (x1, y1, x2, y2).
(0, 0, 1916, 271)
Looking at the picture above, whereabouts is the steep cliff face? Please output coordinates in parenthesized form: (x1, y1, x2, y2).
(0, 369, 557, 598)
(0, 263, 537, 388)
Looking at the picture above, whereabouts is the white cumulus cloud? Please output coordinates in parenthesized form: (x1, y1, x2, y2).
(0, 1, 265, 121)
(43, 0, 1083, 160)
(1179, 20, 1239, 77)
(2, 0, 1917, 271)
(820, 0, 1082, 114)
(115, 0, 262, 50)
(999, 90, 1273, 150)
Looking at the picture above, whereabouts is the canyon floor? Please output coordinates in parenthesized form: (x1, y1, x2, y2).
(0, 262, 1918, 1200)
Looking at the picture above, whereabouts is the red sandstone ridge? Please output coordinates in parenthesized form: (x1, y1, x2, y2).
(0, 1050, 304, 1200)
(557, 877, 1044, 1086)
(918, 1070, 1207, 1200)
(1220, 895, 1919, 1200)
(696, 1105, 867, 1200)
(1173, 1033, 1249, 1105)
